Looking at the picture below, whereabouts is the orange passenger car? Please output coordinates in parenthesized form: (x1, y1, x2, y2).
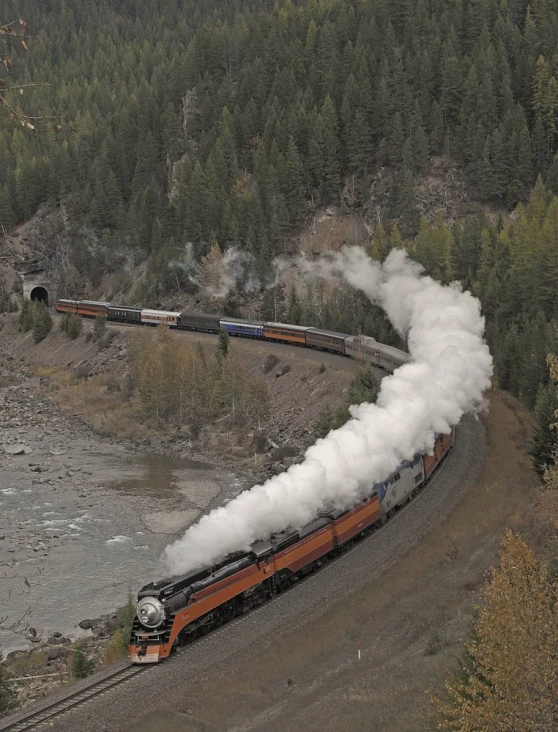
(75, 300, 110, 318)
(54, 299, 79, 314)
(263, 322, 309, 344)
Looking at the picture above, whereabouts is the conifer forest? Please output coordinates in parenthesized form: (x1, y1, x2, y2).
(1, 2, 558, 727)
(1, 0, 558, 456)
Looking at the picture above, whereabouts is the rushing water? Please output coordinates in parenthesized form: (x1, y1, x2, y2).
(0, 446, 231, 655)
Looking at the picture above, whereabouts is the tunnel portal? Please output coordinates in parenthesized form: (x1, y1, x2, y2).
(30, 286, 49, 306)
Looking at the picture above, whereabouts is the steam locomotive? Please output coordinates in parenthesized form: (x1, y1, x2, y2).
(130, 430, 453, 663)
(53, 297, 453, 663)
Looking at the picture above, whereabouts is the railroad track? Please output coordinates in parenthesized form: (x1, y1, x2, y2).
(0, 664, 146, 732)
(0, 420, 457, 731)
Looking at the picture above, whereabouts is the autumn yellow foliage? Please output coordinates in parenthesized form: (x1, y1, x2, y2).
(131, 326, 268, 428)
(434, 529, 558, 731)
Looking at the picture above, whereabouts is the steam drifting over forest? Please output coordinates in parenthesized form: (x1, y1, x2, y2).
(163, 249, 493, 575)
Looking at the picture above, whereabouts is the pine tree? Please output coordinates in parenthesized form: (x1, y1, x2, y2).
(92, 316, 107, 342)
(347, 108, 372, 173)
(434, 530, 558, 730)
(70, 641, 94, 679)
(319, 96, 341, 201)
(260, 284, 286, 321)
(530, 381, 558, 475)
(66, 314, 83, 340)
(285, 136, 305, 226)
(18, 299, 35, 332)
(411, 216, 453, 282)
(395, 166, 420, 236)
(286, 285, 303, 324)
(216, 327, 229, 361)
(32, 303, 53, 343)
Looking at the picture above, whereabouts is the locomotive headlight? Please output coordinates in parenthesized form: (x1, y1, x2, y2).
(136, 596, 165, 629)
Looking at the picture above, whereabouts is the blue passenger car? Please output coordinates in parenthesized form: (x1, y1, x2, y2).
(219, 318, 264, 338)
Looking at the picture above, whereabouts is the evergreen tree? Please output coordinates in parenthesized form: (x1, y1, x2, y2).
(92, 316, 107, 342)
(32, 303, 53, 343)
(284, 136, 306, 226)
(395, 166, 420, 236)
(286, 285, 303, 324)
(260, 284, 286, 322)
(70, 641, 94, 680)
(530, 381, 558, 475)
(216, 327, 229, 361)
(66, 314, 83, 340)
(319, 95, 341, 201)
(18, 299, 35, 333)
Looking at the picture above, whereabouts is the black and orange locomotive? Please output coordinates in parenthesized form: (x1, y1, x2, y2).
(53, 297, 453, 662)
(130, 432, 453, 663)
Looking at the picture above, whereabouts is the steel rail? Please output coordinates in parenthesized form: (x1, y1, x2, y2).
(0, 434, 455, 731)
(0, 665, 146, 732)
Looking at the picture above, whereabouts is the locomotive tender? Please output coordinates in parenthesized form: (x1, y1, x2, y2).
(54, 297, 451, 664)
(129, 431, 453, 663)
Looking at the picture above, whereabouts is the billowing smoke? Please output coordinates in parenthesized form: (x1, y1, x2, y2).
(162, 248, 493, 576)
(202, 248, 260, 299)
(168, 245, 260, 299)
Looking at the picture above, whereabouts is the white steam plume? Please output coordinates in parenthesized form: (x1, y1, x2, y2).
(203, 248, 260, 299)
(163, 248, 493, 576)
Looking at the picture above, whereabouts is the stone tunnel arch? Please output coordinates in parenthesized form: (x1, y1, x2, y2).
(30, 286, 49, 306)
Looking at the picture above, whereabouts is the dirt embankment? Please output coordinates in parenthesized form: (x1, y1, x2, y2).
(0, 312, 363, 476)
(50, 389, 551, 732)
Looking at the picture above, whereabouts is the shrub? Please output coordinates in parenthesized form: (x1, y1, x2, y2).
(98, 330, 117, 350)
(425, 631, 442, 656)
(70, 640, 93, 679)
(319, 362, 326, 373)
(32, 304, 53, 343)
(66, 314, 82, 340)
(0, 650, 17, 714)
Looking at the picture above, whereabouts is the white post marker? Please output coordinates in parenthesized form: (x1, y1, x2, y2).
(357, 642, 361, 661)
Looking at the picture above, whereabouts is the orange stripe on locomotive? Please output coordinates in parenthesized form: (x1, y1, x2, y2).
(140, 560, 272, 660)
(332, 495, 380, 545)
(273, 525, 335, 573)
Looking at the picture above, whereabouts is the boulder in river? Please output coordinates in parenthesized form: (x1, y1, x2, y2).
(4, 443, 32, 455)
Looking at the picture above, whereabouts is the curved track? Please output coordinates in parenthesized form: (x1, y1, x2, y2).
(0, 428, 466, 731)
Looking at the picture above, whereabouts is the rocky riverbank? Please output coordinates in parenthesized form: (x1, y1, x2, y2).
(2, 608, 131, 709)
(0, 358, 235, 660)
(0, 315, 362, 714)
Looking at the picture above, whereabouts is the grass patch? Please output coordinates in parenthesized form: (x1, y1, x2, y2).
(7, 651, 48, 675)
(425, 631, 443, 656)
(30, 365, 148, 439)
